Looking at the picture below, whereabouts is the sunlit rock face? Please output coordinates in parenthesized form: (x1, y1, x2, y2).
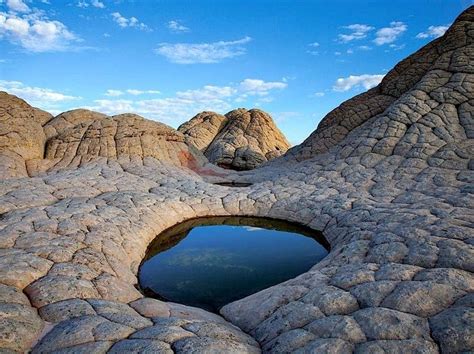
(180, 108, 291, 170)
(0, 6, 473, 354)
(0, 92, 52, 178)
(178, 111, 228, 151)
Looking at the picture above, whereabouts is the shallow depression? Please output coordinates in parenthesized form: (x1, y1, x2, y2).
(139, 217, 329, 313)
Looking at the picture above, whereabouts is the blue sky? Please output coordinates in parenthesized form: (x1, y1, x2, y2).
(0, 0, 471, 144)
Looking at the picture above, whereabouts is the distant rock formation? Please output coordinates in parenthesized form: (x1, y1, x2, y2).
(0, 97, 213, 177)
(178, 111, 228, 151)
(180, 108, 290, 170)
(44, 112, 209, 172)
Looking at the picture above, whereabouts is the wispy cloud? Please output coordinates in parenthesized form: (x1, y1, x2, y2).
(314, 92, 325, 97)
(111, 12, 148, 30)
(333, 74, 385, 92)
(0, 80, 81, 108)
(86, 78, 286, 124)
(0, 9, 80, 52)
(416, 24, 450, 39)
(338, 24, 374, 43)
(167, 20, 189, 33)
(155, 36, 252, 64)
(374, 21, 407, 45)
(105, 89, 160, 96)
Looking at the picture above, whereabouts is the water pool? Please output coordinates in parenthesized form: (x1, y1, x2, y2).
(139, 217, 329, 312)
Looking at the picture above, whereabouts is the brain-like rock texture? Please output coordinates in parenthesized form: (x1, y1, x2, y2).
(202, 108, 291, 170)
(0, 6, 473, 354)
(178, 111, 228, 151)
(44, 112, 209, 172)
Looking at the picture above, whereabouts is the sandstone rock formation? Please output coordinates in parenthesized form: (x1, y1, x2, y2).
(43, 112, 209, 172)
(203, 108, 290, 170)
(0, 6, 473, 353)
(0, 92, 52, 178)
(179, 108, 290, 170)
(178, 111, 228, 151)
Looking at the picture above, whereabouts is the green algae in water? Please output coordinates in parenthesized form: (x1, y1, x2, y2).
(139, 217, 329, 313)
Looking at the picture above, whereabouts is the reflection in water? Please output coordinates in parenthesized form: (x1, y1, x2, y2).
(139, 217, 329, 312)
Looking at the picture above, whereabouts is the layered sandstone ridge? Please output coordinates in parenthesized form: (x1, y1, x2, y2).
(0, 6, 472, 354)
(179, 108, 290, 170)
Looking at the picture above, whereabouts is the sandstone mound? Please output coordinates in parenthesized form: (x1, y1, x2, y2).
(203, 108, 290, 170)
(0, 92, 52, 178)
(43, 109, 108, 140)
(285, 7, 474, 162)
(178, 111, 228, 151)
(45, 112, 208, 171)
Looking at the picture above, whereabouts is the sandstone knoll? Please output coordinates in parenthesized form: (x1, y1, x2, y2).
(180, 108, 290, 170)
(0, 104, 215, 177)
(0, 6, 473, 354)
(204, 109, 290, 170)
(43, 112, 209, 172)
(178, 111, 228, 151)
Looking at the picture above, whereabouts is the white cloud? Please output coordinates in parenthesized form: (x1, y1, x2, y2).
(155, 36, 252, 64)
(333, 74, 385, 92)
(88, 78, 286, 124)
(111, 12, 148, 30)
(238, 79, 286, 96)
(0, 80, 81, 108)
(167, 20, 189, 33)
(126, 89, 161, 95)
(0, 10, 79, 52)
(105, 89, 123, 97)
(105, 89, 161, 96)
(77, 1, 89, 8)
(338, 24, 374, 43)
(374, 21, 407, 45)
(389, 43, 405, 50)
(91, 0, 105, 8)
(314, 92, 325, 97)
(6, 0, 29, 13)
(309, 42, 319, 47)
(358, 45, 372, 50)
(416, 25, 450, 39)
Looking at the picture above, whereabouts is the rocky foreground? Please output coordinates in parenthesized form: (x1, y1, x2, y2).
(0, 6, 473, 354)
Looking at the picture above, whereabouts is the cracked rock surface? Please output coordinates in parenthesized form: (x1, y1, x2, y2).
(0, 7, 473, 353)
(180, 108, 290, 170)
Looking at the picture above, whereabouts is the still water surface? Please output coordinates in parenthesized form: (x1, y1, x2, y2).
(139, 217, 329, 312)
